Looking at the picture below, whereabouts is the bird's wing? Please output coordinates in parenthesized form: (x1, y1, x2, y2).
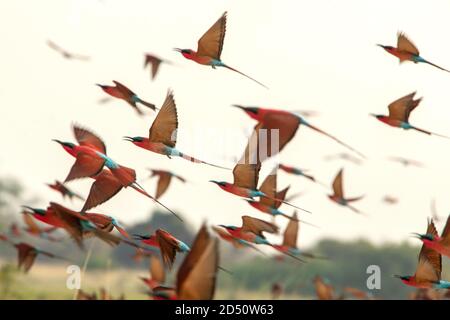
(275, 185, 290, 209)
(177, 224, 218, 300)
(64, 153, 105, 183)
(22, 213, 42, 233)
(197, 12, 227, 60)
(112, 80, 136, 97)
(47, 40, 64, 53)
(405, 98, 422, 122)
(82, 170, 123, 212)
(241, 215, 279, 237)
(282, 211, 299, 248)
(150, 255, 166, 284)
(155, 173, 172, 199)
(332, 168, 344, 198)
(148, 90, 178, 147)
(415, 219, 441, 283)
(48, 202, 85, 248)
(258, 169, 277, 206)
(397, 32, 420, 55)
(145, 55, 162, 79)
(440, 215, 450, 246)
(387, 92, 417, 122)
(73, 125, 106, 154)
(21, 250, 37, 273)
(156, 229, 179, 269)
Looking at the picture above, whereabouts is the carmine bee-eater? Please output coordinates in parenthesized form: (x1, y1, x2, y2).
(371, 92, 450, 139)
(21, 211, 60, 241)
(96, 80, 156, 115)
(174, 12, 267, 88)
(47, 180, 84, 201)
(388, 156, 424, 168)
(147, 169, 186, 200)
(149, 224, 219, 300)
(54, 124, 179, 220)
(144, 53, 173, 80)
(212, 225, 266, 256)
(413, 215, 450, 258)
(382, 195, 398, 205)
(396, 219, 450, 289)
(124, 90, 228, 170)
(279, 163, 327, 187)
(314, 276, 335, 300)
(328, 168, 364, 215)
(219, 215, 279, 246)
(378, 32, 450, 73)
(232, 105, 366, 160)
(134, 228, 190, 269)
(12, 242, 69, 273)
(46, 39, 89, 61)
(272, 211, 325, 260)
(140, 255, 166, 291)
(271, 283, 283, 300)
(210, 131, 309, 212)
(324, 153, 363, 165)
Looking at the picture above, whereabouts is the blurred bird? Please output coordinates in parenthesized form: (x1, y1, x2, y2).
(344, 287, 372, 300)
(382, 195, 398, 205)
(150, 224, 219, 300)
(147, 169, 186, 199)
(396, 219, 450, 289)
(82, 212, 130, 238)
(371, 92, 450, 139)
(232, 105, 365, 160)
(271, 283, 283, 300)
(47, 180, 84, 201)
(314, 276, 335, 300)
(134, 229, 190, 269)
(279, 163, 326, 187)
(219, 215, 279, 246)
(140, 255, 166, 290)
(124, 90, 228, 170)
(413, 215, 450, 258)
(9, 223, 21, 237)
(21, 211, 60, 241)
(324, 153, 363, 165)
(144, 53, 172, 80)
(212, 225, 267, 256)
(132, 248, 154, 264)
(388, 156, 424, 168)
(13, 242, 68, 273)
(54, 125, 179, 220)
(174, 12, 267, 88)
(327, 168, 364, 215)
(96, 80, 156, 115)
(273, 211, 324, 260)
(378, 32, 450, 72)
(46, 40, 89, 61)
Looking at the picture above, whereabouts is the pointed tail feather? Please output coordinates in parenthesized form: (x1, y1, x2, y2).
(222, 64, 268, 89)
(410, 125, 450, 140)
(346, 204, 367, 216)
(178, 151, 231, 170)
(264, 195, 311, 214)
(422, 59, 450, 73)
(137, 98, 157, 111)
(279, 213, 319, 228)
(271, 245, 306, 263)
(130, 183, 183, 222)
(303, 122, 366, 159)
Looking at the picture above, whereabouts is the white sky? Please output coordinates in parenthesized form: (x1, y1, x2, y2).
(1, 0, 450, 247)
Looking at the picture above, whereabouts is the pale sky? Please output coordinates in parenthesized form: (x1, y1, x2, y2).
(2, 0, 450, 248)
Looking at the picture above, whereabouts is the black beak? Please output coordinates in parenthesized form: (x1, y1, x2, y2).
(173, 48, 182, 52)
(123, 136, 134, 142)
(132, 234, 149, 240)
(52, 139, 63, 145)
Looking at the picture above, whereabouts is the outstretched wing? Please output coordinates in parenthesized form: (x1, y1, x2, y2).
(197, 12, 227, 60)
(387, 92, 417, 122)
(155, 173, 172, 200)
(332, 168, 344, 198)
(149, 90, 178, 147)
(259, 170, 277, 207)
(82, 170, 123, 211)
(397, 32, 420, 55)
(156, 229, 179, 269)
(73, 125, 106, 154)
(415, 219, 441, 283)
(241, 215, 279, 238)
(64, 153, 105, 183)
(282, 211, 299, 248)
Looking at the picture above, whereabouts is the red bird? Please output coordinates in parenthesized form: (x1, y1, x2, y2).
(54, 124, 179, 220)
(12, 242, 68, 273)
(147, 169, 186, 200)
(47, 180, 84, 201)
(414, 215, 450, 259)
(140, 255, 166, 290)
(21, 211, 60, 241)
(144, 53, 173, 80)
(233, 105, 365, 161)
(327, 168, 364, 215)
(96, 80, 156, 115)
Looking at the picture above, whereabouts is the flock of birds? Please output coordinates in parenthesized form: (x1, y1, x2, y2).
(1, 10, 450, 300)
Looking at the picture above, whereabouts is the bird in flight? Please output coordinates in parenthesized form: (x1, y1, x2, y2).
(324, 153, 363, 165)
(47, 180, 84, 201)
(54, 125, 179, 220)
(388, 156, 424, 168)
(146, 169, 186, 200)
(174, 12, 267, 88)
(327, 168, 364, 215)
(46, 40, 90, 61)
(124, 90, 228, 169)
(144, 53, 173, 80)
(371, 92, 450, 139)
(279, 164, 327, 187)
(96, 81, 156, 115)
(233, 105, 366, 160)
(140, 255, 166, 291)
(21, 210, 60, 242)
(13, 242, 68, 273)
(413, 215, 450, 258)
(378, 32, 450, 73)
(396, 219, 450, 289)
